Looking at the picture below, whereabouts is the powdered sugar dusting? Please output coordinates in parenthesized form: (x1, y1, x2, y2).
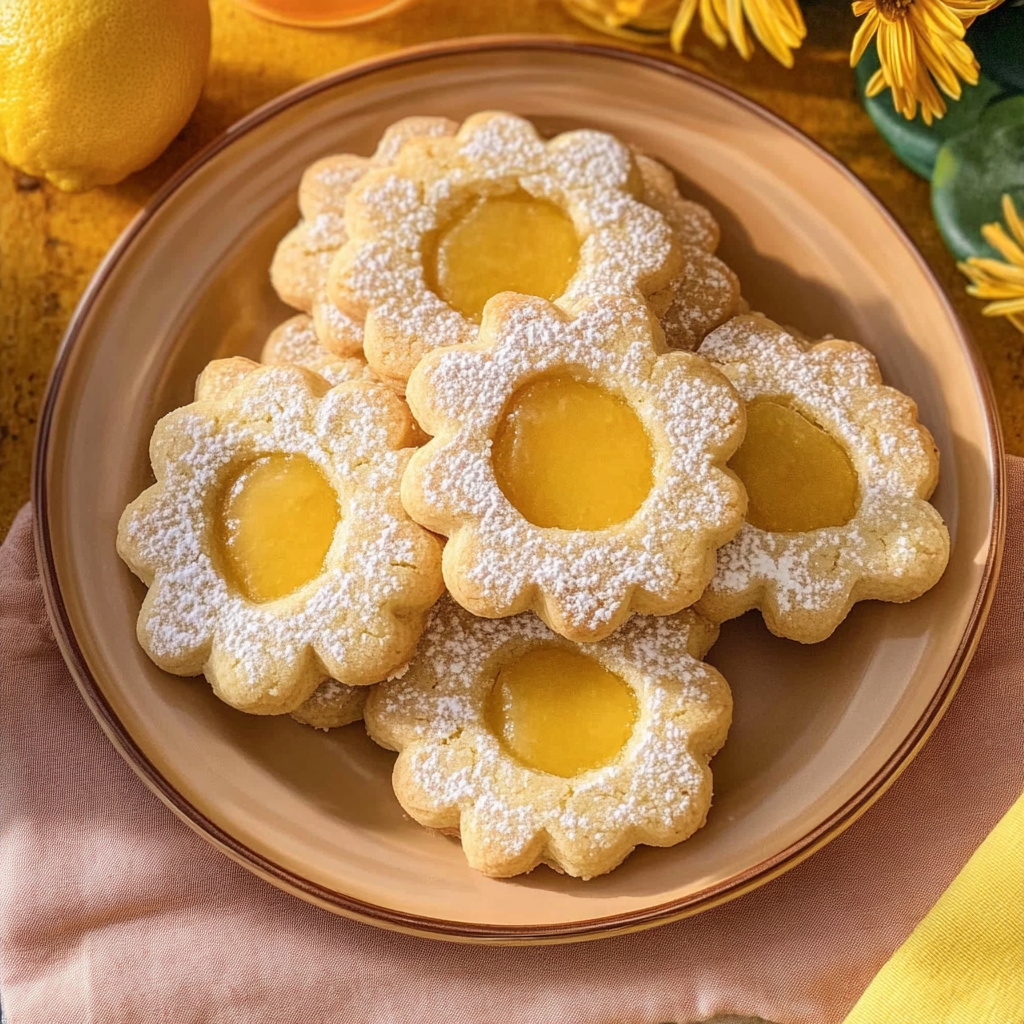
(117, 367, 442, 707)
(655, 246, 740, 350)
(269, 117, 459, 353)
(631, 155, 741, 349)
(364, 596, 731, 878)
(261, 314, 380, 388)
(405, 295, 745, 637)
(331, 112, 679, 381)
(696, 314, 949, 639)
(635, 154, 719, 254)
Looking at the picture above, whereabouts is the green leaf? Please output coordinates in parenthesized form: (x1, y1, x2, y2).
(932, 96, 1024, 262)
(967, 4, 1024, 96)
(856, 45, 1004, 180)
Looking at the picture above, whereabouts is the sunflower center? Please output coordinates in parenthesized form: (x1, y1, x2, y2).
(491, 373, 654, 531)
(216, 453, 339, 603)
(426, 189, 580, 323)
(874, 0, 912, 19)
(485, 645, 638, 778)
(729, 397, 859, 533)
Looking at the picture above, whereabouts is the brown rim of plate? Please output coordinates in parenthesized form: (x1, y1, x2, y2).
(31, 36, 1007, 945)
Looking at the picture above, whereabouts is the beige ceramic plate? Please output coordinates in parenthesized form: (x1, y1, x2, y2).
(34, 38, 1005, 944)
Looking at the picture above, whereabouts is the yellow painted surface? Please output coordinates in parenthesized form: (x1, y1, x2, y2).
(1, 0, 1021, 539)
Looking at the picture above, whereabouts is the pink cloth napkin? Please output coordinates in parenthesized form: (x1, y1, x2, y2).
(1, 459, 1022, 1024)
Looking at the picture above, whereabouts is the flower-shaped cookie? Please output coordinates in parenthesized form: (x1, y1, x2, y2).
(365, 596, 732, 879)
(260, 313, 386, 389)
(117, 364, 443, 714)
(636, 155, 743, 350)
(193, 355, 262, 402)
(696, 314, 950, 643)
(258, 317, 427, 445)
(290, 678, 369, 731)
(270, 116, 458, 354)
(328, 111, 681, 383)
(192, 356, 420, 727)
(401, 294, 746, 642)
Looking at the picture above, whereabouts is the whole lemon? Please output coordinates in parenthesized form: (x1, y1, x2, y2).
(0, 0, 211, 191)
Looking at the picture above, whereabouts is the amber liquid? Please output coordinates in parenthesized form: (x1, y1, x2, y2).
(234, 0, 415, 28)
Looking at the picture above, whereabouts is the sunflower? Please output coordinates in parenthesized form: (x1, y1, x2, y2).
(850, 0, 1003, 125)
(670, 0, 807, 67)
(959, 194, 1024, 333)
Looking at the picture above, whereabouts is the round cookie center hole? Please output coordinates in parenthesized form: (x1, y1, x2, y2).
(215, 453, 340, 603)
(729, 397, 859, 533)
(485, 645, 638, 778)
(426, 188, 580, 323)
(492, 374, 654, 531)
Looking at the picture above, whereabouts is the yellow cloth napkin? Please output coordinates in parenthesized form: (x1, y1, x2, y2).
(844, 793, 1024, 1024)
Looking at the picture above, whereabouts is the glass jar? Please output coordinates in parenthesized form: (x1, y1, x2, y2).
(561, 0, 679, 44)
(232, 0, 416, 29)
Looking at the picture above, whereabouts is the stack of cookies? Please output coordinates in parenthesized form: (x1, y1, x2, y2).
(117, 113, 950, 880)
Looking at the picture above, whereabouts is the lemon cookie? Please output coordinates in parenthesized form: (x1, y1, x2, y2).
(695, 314, 950, 643)
(257, 317, 428, 448)
(365, 595, 732, 879)
(270, 116, 458, 354)
(260, 314, 385, 388)
(289, 678, 369, 731)
(117, 364, 443, 714)
(193, 355, 395, 728)
(401, 293, 746, 643)
(193, 355, 262, 402)
(328, 111, 682, 384)
(636, 155, 742, 350)
(196, 351, 381, 403)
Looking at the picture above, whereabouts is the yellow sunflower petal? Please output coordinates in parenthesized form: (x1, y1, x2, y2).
(701, 0, 730, 48)
(911, 10, 980, 88)
(981, 223, 1024, 269)
(964, 258, 1024, 286)
(851, 7, 880, 65)
(1002, 195, 1024, 251)
(910, 26, 967, 99)
(744, 0, 804, 66)
(778, 0, 807, 34)
(670, 0, 700, 51)
(960, 195, 1024, 330)
(982, 296, 1024, 316)
(853, 0, 991, 123)
(944, 0, 1004, 18)
(915, 0, 967, 36)
(880, 20, 930, 120)
(968, 281, 1024, 300)
(725, 0, 754, 59)
(865, 66, 889, 96)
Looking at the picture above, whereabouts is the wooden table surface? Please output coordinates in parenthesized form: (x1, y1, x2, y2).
(1, 0, 1021, 540)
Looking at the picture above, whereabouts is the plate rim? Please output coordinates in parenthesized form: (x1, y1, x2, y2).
(31, 35, 1008, 944)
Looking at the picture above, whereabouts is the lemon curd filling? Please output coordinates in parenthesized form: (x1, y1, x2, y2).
(492, 374, 654, 531)
(729, 397, 859, 533)
(427, 189, 580, 322)
(485, 645, 639, 778)
(216, 453, 339, 603)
